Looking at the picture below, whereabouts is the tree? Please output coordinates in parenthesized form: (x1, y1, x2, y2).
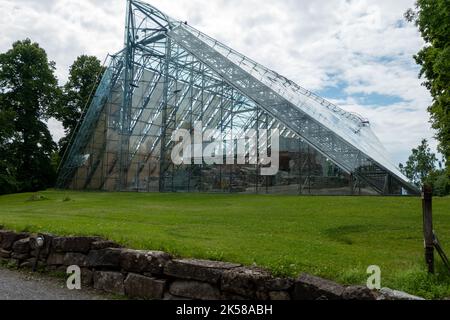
(430, 170, 450, 196)
(400, 140, 449, 196)
(57, 55, 105, 157)
(405, 0, 450, 179)
(0, 39, 60, 192)
(399, 139, 437, 187)
(0, 108, 18, 194)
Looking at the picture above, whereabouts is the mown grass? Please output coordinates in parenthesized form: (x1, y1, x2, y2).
(0, 190, 449, 299)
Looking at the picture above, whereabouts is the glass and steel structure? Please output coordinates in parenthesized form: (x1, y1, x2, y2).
(57, 0, 419, 195)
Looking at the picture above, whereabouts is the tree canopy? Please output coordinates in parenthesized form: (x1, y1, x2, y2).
(57, 55, 105, 157)
(400, 139, 449, 196)
(0, 41, 105, 195)
(406, 0, 450, 178)
(400, 139, 437, 187)
(0, 39, 60, 193)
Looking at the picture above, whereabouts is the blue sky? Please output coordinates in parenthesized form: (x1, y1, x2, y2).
(320, 84, 405, 106)
(0, 0, 437, 166)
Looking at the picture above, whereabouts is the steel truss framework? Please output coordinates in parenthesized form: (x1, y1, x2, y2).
(57, 0, 419, 195)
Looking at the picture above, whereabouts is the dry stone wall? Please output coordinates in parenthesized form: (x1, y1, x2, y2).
(0, 228, 393, 300)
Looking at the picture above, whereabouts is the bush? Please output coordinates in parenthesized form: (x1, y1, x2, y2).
(433, 174, 450, 197)
(0, 173, 18, 195)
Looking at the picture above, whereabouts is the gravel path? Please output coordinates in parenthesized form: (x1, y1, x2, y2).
(0, 267, 107, 300)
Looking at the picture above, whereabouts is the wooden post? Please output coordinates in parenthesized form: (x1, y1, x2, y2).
(422, 185, 434, 274)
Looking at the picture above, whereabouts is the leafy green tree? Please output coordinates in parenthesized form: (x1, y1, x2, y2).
(0, 108, 18, 194)
(399, 139, 437, 187)
(57, 55, 105, 157)
(430, 170, 450, 196)
(405, 0, 450, 179)
(0, 39, 60, 192)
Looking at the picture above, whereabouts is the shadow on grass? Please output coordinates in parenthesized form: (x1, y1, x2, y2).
(324, 224, 375, 245)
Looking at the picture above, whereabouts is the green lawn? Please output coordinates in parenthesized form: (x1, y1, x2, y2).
(0, 190, 449, 299)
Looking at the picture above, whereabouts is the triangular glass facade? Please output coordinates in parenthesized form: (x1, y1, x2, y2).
(57, 0, 419, 195)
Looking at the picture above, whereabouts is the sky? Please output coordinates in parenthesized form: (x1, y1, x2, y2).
(0, 0, 437, 165)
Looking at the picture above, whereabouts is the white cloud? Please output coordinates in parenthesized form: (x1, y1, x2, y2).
(0, 0, 436, 164)
(47, 118, 65, 143)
